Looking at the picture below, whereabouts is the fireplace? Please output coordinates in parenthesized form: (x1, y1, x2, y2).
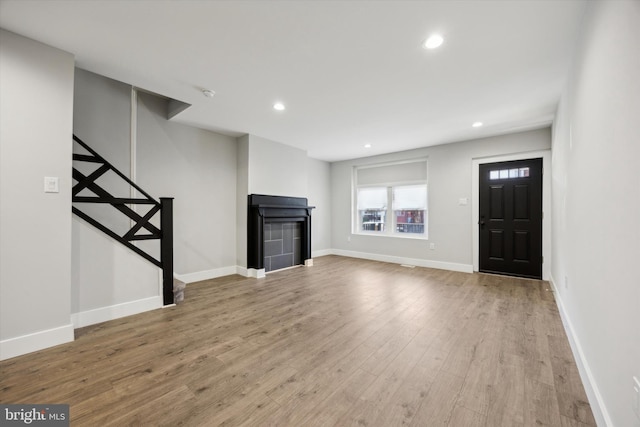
(247, 194, 314, 272)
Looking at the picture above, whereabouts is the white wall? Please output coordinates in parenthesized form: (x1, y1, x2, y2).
(73, 70, 131, 170)
(73, 68, 131, 235)
(71, 218, 161, 327)
(236, 134, 332, 268)
(236, 135, 249, 268)
(331, 128, 551, 270)
(247, 134, 308, 197)
(73, 71, 330, 284)
(0, 30, 75, 359)
(71, 69, 163, 320)
(136, 91, 238, 278)
(71, 71, 163, 318)
(307, 157, 332, 254)
(551, 2, 640, 426)
(71, 71, 238, 319)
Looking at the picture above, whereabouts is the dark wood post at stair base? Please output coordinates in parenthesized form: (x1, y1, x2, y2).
(160, 197, 174, 305)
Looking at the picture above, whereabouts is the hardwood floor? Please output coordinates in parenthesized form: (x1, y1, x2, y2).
(0, 256, 595, 426)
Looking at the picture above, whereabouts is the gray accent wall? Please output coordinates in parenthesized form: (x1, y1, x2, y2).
(0, 30, 75, 357)
(331, 128, 551, 268)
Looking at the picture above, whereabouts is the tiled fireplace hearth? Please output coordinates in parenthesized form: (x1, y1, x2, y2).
(247, 194, 314, 273)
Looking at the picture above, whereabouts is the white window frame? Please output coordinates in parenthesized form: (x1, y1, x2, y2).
(352, 159, 428, 240)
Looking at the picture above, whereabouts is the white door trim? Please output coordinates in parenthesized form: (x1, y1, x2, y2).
(471, 150, 551, 280)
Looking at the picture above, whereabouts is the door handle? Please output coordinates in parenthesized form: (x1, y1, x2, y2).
(479, 221, 485, 226)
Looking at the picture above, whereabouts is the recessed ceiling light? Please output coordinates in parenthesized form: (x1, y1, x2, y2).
(202, 89, 216, 98)
(472, 122, 483, 128)
(423, 34, 444, 49)
(273, 102, 285, 111)
(364, 144, 372, 148)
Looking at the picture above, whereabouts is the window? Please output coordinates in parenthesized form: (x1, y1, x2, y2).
(357, 187, 387, 231)
(489, 167, 529, 180)
(393, 185, 426, 234)
(354, 160, 428, 238)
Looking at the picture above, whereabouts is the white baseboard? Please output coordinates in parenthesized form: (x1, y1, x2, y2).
(246, 268, 266, 279)
(330, 249, 474, 273)
(234, 249, 471, 278)
(71, 296, 163, 329)
(312, 249, 333, 258)
(235, 266, 265, 278)
(0, 323, 74, 361)
(548, 275, 612, 427)
(174, 266, 237, 284)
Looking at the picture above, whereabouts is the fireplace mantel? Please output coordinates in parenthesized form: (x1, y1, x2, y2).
(247, 194, 314, 272)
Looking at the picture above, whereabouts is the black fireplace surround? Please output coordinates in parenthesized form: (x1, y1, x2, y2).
(247, 194, 314, 271)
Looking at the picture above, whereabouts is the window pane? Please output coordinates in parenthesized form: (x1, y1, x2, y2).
(393, 185, 426, 235)
(392, 185, 426, 210)
(357, 187, 387, 210)
(489, 167, 531, 180)
(355, 183, 427, 237)
(395, 209, 425, 234)
(360, 209, 386, 232)
(357, 187, 387, 232)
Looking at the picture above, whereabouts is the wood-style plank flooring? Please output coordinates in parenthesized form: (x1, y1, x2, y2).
(0, 256, 596, 426)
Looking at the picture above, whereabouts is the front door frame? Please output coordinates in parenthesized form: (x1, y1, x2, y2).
(472, 150, 551, 280)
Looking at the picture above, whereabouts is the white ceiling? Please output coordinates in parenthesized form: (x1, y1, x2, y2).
(0, 0, 586, 162)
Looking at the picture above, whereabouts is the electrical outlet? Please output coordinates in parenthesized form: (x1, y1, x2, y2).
(565, 275, 569, 290)
(633, 376, 640, 419)
(429, 243, 435, 250)
(347, 235, 351, 242)
(44, 176, 59, 193)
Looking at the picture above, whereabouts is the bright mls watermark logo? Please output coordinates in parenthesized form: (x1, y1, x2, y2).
(0, 405, 69, 426)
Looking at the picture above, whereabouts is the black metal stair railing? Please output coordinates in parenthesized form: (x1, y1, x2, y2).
(72, 134, 174, 305)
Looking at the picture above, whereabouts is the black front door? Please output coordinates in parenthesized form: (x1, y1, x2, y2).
(479, 158, 543, 279)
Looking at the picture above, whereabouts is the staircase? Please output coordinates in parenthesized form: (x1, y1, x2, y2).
(71, 134, 174, 305)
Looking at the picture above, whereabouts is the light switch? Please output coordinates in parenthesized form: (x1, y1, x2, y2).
(44, 177, 59, 193)
(458, 197, 468, 206)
